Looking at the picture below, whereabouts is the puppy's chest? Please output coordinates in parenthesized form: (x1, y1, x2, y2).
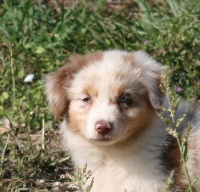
(80, 149, 166, 192)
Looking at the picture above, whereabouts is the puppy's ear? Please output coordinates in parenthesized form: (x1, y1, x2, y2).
(143, 67, 167, 109)
(44, 65, 73, 120)
(134, 51, 168, 109)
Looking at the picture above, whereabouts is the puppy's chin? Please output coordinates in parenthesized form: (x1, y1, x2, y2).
(88, 137, 118, 146)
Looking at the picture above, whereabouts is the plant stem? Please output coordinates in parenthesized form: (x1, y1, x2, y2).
(166, 85, 193, 191)
(0, 45, 15, 177)
(175, 131, 193, 191)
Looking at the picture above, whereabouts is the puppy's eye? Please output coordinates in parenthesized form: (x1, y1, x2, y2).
(119, 95, 132, 106)
(81, 96, 91, 102)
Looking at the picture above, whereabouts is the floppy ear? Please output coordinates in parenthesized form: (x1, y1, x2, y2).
(133, 51, 168, 109)
(44, 65, 73, 120)
(143, 67, 166, 109)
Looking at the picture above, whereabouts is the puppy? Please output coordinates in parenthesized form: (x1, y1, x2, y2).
(45, 50, 200, 192)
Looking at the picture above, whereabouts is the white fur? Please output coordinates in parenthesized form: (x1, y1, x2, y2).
(60, 117, 167, 192)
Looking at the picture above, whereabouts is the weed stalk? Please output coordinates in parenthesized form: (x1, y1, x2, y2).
(159, 74, 193, 191)
(0, 45, 15, 177)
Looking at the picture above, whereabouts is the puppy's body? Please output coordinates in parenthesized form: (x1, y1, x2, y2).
(45, 50, 200, 191)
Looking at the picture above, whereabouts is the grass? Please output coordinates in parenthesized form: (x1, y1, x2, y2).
(0, 0, 199, 191)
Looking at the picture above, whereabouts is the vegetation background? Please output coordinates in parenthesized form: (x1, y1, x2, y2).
(0, 0, 199, 191)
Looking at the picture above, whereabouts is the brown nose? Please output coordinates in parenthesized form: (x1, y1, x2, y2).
(95, 121, 112, 135)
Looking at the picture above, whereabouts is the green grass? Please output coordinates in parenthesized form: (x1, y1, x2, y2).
(0, 0, 199, 191)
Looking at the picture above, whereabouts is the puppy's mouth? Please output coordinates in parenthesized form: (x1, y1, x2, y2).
(91, 134, 112, 142)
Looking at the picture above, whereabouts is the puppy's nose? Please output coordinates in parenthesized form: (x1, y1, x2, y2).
(95, 121, 112, 135)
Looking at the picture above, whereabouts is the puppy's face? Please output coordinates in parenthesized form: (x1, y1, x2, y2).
(45, 50, 165, 145)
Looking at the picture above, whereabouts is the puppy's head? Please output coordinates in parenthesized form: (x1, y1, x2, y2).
(45, 50, 166, 144)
